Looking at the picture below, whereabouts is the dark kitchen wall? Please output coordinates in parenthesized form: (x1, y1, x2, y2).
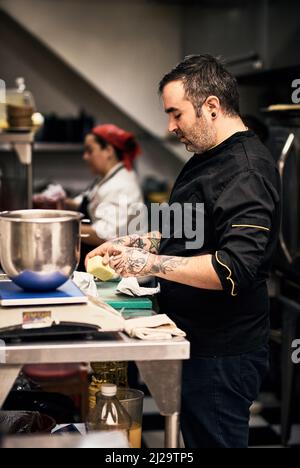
(268, 0, 300, 69)
(181, 0, 300, 115)
(181, 2, 264, 116)
(182, 1, 264, 70)
(0, 7, 184, 191)
(182, 0, 300, 70)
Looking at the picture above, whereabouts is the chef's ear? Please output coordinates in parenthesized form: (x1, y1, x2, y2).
(203, 95, 220, 120)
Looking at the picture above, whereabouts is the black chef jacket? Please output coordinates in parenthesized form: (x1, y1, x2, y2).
(158, 130, 281, 357)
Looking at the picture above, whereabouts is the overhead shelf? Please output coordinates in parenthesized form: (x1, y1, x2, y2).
(33, 143, 84, 153)
(0, 131, 34, 208)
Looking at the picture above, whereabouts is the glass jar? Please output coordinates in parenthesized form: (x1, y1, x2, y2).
(5, 78, 35, 129)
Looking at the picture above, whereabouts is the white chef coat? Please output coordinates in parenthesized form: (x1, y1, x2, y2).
(75, 163, 145, 240)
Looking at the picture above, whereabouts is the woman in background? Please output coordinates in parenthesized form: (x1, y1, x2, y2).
(65, 124, 144, 270)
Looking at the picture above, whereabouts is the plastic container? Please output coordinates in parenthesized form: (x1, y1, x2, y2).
(117, 388, 144, 449)
(87, 384, 131, 438)
(88, 362, 128, 409)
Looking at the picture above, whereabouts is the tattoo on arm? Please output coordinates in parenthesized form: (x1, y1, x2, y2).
(113, 232, 161, 253)
(125, 249, 150, 275)
(150, 256, 189, 275)
(129, 235, 147, 250)
(148, 237, 161, 254)
(112, 235, 144, 248)
(112, 237, 128, 246)
(145, 232, 162, 254)
(111, 247, 189, 278)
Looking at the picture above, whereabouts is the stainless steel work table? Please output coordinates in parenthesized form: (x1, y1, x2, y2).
(0, 330, 190, 448)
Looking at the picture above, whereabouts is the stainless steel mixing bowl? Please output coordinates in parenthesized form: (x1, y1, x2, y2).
(0, 210, 83, 291)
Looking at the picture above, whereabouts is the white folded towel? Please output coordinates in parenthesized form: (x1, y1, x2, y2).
(124, 314, 186, 340)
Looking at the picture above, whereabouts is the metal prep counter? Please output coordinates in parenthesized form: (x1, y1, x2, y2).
(0, 327, 190, 448)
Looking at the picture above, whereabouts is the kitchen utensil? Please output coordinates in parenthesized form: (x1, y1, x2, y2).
(0, 210, 83, 291)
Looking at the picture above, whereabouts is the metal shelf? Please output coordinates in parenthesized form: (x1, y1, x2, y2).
(33, 143, 84, 153)
(0, 132, 34, 208)
(0, 331, 190, 448)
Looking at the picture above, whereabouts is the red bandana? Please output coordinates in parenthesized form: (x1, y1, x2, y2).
(92, 124, 141, 170)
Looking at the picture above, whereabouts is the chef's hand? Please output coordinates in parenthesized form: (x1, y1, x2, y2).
(85, 241, 115, 269)
(84, 236, 131, 269)
(106, 245, 153, 278)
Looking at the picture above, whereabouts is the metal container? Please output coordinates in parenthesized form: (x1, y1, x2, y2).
(0, 210, 83, 291)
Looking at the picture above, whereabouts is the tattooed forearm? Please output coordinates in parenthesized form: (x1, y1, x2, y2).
(150, 255, 189, 275)
(129, 235, 147, 250)
(112, 237, 128, 246)
(110, 247, 150, 276)
(108, 247, 221, 290)
(130, 232, 162, 253)
(112, 234, 145, 248)
(126, 250, 150, 274)
(115, 232, 162, 253)
(135, 231, 162, 254)
(147, 232, 162, 254)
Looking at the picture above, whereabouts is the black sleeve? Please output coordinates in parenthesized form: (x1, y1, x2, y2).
(211, 170, 279, 296)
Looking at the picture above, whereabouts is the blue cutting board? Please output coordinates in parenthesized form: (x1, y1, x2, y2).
(0, 280, 87, 306)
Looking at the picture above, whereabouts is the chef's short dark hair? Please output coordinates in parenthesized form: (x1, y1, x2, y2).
(159, 54, 240, 117)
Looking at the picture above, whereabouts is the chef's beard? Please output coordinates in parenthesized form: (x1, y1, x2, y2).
(180, 113, 217, 154)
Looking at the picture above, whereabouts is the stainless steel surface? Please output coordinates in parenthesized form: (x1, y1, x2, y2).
(278, 133, 295, 264)
(0, 209, 83, 291)
(137, 360, 183, 448)
(0, 330, 189, 449)
(165, 413, 180, 449)
(26, 163, 32, 209)
(136, 360, 183, 415)
(0, 334, 190, 364)
(2, 432, 130, 448)
(0, 365, 22, 407)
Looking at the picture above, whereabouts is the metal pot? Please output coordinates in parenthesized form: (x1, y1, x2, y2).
(0, 210, 83, 291)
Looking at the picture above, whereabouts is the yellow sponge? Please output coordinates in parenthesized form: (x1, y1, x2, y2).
(86, 255, 115, 282)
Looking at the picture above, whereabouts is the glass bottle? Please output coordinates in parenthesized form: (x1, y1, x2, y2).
(88, 384, 131, 438)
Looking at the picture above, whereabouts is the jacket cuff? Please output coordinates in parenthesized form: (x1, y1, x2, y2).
(211, 251, 238, 297)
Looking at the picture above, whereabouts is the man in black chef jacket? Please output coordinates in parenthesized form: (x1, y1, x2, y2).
(86, 55, 281, 448)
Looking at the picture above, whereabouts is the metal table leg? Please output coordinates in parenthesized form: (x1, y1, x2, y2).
(136, 360, 182, 448)
(0, 365, 22, 408)
(165, 413, 180, 448)
(26, 162, 33, 209)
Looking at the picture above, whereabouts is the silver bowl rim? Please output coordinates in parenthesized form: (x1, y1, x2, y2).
(0, 209, 84, 223)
